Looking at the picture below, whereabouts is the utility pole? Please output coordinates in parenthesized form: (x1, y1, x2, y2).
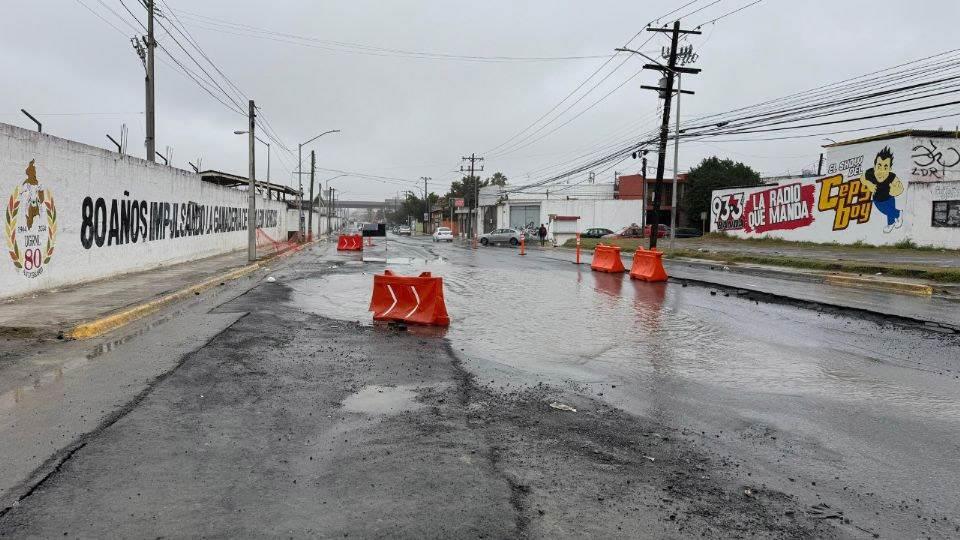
(637, 21, 700, 250)
(669, 72, 681, 248)
(420, 177, 431, 235)
(247, 100, 257, 262)
(460, 154, 484, 247)
(327, 186, 333, 235)
(145, 0, 156, 162)
(308, 150, 316, 240)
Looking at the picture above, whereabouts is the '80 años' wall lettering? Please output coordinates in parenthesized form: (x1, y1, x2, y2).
(79, 196, 279, 249)
(1, 122, 289, 300)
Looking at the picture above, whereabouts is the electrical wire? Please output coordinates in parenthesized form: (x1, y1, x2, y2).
(171, 8, 613, 63)
(695, 0, 764, 27)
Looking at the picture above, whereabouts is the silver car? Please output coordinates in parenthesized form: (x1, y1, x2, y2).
(479, 228, 527, 246)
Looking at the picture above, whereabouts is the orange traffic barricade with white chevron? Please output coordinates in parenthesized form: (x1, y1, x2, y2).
(336, 234, 363, 251)
(629, 247, 668, 282)
(590, 244, 625, 273)
(369, 270, 450, 326)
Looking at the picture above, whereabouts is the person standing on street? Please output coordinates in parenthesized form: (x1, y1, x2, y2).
(538, 223, 548, 247)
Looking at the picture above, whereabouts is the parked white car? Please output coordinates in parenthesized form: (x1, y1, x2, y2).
(432, 226, 454, 242)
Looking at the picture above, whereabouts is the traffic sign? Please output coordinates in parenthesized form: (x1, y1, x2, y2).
(454, 198, 465, 208)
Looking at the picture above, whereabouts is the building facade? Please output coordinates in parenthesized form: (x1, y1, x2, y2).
(710, 130, 960, 248)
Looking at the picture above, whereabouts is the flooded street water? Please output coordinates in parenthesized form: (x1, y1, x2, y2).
(3, 235, 958, 538)
(288, 235, 960, 535)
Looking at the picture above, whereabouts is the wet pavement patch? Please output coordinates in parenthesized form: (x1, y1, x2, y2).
(341, 384, 428, 415)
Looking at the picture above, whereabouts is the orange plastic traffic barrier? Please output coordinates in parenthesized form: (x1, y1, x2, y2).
(336, 234, 363, 251)
(369, 270, 450, 326)
(629, 248, 669, 282)
(590, 244, 625, 273)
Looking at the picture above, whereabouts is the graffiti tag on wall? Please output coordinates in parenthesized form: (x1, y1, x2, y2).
(911, 139, 960, 180)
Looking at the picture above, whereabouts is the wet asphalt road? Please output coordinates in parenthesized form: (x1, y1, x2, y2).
(1, 234, 959, 538)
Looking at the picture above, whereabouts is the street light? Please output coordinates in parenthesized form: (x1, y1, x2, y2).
(322, 174, 349, 235)
(298, 129, 341, 240)
(234, 130, 270, 192)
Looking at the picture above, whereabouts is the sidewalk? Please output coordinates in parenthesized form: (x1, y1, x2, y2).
(0, 242, 308, 339)
(671, 236, 960, 268)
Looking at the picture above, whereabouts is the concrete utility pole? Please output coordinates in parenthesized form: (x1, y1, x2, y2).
(327, 186, 333, 235)
(247, 100, 257, 262)
(308, 150, 316, 240)
(670, 73, 681, 248)
(421, 177, 431, 235)
(298, 129, 340, 240)
(635, 21, 700, 250)
(460, 154, 484, 247)
(145, 0, 156, 162)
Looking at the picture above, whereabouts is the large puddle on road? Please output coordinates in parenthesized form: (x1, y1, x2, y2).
(288, 256, 960, 421)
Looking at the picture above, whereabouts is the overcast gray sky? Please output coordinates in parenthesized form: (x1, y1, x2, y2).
(3, 1, 959, 200)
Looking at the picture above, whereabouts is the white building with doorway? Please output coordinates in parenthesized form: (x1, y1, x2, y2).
(477, 182, 645, 245)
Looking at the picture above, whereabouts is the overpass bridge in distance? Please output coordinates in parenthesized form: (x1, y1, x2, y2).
(334, 199, 399, 210)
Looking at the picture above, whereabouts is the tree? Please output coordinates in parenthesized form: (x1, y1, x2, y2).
(486, 172, 508, 187)
(682, 157, 762, 229)
(386, 192, 439, 225)
(446, 175, 484, 208)
(444, 171, 507, 208)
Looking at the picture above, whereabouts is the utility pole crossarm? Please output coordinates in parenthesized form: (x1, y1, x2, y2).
(646, 26, 702, 35)
(641, 20, 702, 251)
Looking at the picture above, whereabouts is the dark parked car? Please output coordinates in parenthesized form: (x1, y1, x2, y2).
(581, 227, 615, 239)
(673, 227, 703, 238)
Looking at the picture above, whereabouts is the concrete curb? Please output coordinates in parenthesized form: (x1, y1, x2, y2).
(67, 240, 317, 340)
(823, 274, 933, 296)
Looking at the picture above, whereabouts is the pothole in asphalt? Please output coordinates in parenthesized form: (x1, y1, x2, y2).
(341, 384, 430, 415)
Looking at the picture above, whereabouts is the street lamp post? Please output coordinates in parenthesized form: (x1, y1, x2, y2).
(298, 129, 341, 241)
(323, 174, 348, 236)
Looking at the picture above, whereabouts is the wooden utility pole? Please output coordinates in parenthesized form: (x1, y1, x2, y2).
(247, 100, 257, 262)
(640, 21, 700, 250)
(308, 150, 316, 240)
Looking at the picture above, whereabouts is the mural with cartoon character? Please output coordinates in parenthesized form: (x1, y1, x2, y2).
(858, 146, 904, 233)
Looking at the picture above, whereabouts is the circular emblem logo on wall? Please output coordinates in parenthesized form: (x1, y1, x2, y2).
(5, 159, 57, 279)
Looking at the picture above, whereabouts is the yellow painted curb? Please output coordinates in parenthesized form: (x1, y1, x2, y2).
(64, 239, 318, 340)
(67, 263, 262, 340)
(824, 275, 933, 297)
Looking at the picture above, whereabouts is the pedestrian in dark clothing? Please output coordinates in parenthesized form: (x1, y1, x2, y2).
(538, 224, 548, 247)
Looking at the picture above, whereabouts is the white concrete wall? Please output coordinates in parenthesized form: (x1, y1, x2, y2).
(491, 199, 645, 244)
(710, 135, 960, 248)
(284, 208, 341, 238)
(1, 122, 289, 299)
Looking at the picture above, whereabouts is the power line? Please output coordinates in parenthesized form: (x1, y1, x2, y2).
(171, 8, 614, 63)
(695, 0, 764, 27)
(482, 0, 700, 156)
